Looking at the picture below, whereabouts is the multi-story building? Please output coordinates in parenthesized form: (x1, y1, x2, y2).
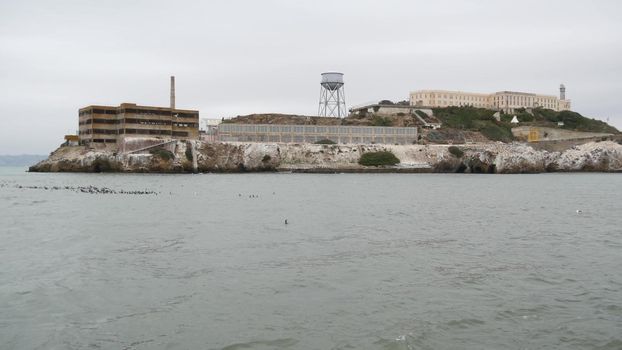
(410, 85, 571, 113)
(78, 103, 199, 145)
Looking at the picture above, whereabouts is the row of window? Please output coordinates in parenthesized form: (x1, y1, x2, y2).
(413, 93, 487, 102)
(220, 135, 416, 144)
(79, 109, 116, 116)
(414, 93, 559, 106)
(80, 120, 198, 128)
(427, 99, 558, 110)
(80, 129, 118, 135)
(79, 109, 198, 118)
(87, 139, 117, 143)
(122, 129, 171, 135)
(219, 124, 417, 135)
(494, 96, 556, 104)
(79, 118, 119, 125)
(80, 129, 191, 136)
(430, 101, 489, 107)
(83, 129, 188, 138)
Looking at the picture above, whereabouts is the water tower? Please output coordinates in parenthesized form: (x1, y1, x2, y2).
(318, 72, 347, 118)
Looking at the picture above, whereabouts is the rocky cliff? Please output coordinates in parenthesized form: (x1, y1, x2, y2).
(29, 140, 622, 174)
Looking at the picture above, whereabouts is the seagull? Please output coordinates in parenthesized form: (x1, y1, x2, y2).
(576, 210, 582, 214)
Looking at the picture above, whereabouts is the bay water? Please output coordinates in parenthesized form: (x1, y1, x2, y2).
(1, 167, 621, 349)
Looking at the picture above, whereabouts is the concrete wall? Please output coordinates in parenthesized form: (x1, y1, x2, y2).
(512, 126, 612, 142)
(218, 124, 418, 145)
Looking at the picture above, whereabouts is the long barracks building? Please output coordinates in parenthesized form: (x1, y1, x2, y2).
(410, 85, 571, 114)
(78, 103, 199, 145)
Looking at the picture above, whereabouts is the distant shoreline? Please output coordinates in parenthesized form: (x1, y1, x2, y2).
(0, 155, 47, 167)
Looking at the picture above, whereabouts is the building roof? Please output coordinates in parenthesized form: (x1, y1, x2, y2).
(79, 103, 198, 113)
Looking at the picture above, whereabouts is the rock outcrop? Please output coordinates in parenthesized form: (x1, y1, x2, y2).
(29, 141, 622, 174)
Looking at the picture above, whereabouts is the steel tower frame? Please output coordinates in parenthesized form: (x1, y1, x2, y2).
(318, 82, 347, 118)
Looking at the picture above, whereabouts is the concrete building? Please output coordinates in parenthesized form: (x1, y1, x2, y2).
(217, 124, 417, 145)
(410, 85, 571, 113)
(63, 135, 79, 146)
(78, 103, 199, 145)
(349, 102, 428, 117)
(200, 118, 222, 142)
(349, 103, 441, 129)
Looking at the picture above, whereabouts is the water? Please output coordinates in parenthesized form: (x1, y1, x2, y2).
(1, 167, 621, 350)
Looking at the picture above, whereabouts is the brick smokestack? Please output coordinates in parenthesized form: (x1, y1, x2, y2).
(170, 76, 176, 109)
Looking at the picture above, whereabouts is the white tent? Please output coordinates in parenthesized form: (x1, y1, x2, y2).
(510, 116, 519, 124)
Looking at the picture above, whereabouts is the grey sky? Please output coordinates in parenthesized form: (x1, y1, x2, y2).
(1, 0, 621, 154)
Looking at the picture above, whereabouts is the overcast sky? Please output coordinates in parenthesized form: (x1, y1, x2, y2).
(1, 0, 621, 154)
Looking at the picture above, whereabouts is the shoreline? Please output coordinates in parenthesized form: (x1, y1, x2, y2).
(28, 140, 622, 174)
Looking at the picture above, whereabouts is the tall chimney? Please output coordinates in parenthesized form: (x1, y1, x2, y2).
(170, 76, 176, 109)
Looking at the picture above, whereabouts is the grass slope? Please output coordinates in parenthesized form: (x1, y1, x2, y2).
(433, 107, 619, 142)
(432, 107, 514, 142)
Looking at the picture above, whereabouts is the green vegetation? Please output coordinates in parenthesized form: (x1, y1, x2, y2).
(185, 147, 193, 162)
(448, 146, 464, 158)
(433, 106, 514, 142)
(358, 151, 400, 166)
(543, 110, 618, 133)
(432, 106, 619, 143)
(150, 148, 174, 161)
(372, 116, 392, 126)
(314, 139, 336, 144)
(511, 108, 535, 122)
(512, 109, 618, 133)
(480, 123, 515, 142)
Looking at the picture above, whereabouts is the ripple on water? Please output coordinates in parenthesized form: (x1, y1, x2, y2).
(2, 173, 622, 349)
(495, 306, 550, 322)
(443, 318, 486, 330)
(219, 338, 299, 350)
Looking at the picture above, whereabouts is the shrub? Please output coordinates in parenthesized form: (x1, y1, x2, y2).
(554, 110, 619, 133)
(516, 111, 534, 122)
(358, 151, 400, 166)
(185, 147, 193, 161)
(448, 146, 464, 158)
(372, 116, 392, 126)
(315, 139, 336, 144)
(150, 148, 174, 161)
(480, 124, 514, 142)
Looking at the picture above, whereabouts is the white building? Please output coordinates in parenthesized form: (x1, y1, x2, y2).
(200, 118, 222, 131)
(410, 85, 571, 114)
